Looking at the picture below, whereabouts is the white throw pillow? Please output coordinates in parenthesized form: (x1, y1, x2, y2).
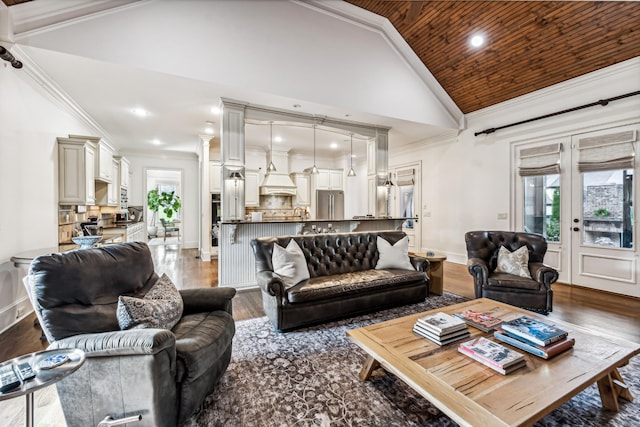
(375, 236, 415, 270)
(272, 239, 310, 288)
(495, 245, 531, 278)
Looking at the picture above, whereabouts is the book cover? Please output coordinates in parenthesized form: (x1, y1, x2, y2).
(413, 324, 470, 345)
(458, 346, 527, 375)
(453, 307, 504, 332)
(458, 337, 525, 369)
(416, 312, 467, 335)
(494, 330, 576, 359)
(500, 316, 568, 347)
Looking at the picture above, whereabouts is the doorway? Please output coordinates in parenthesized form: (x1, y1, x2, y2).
(145, 168, 183, 246)
(391, 163, 421, 253)
(514, 123, 639, 297)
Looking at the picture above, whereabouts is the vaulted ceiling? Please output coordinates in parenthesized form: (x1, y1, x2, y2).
(346, 1, 640, 113)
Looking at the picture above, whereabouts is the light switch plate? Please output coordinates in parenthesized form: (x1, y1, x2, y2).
(497, 212, 508, 220)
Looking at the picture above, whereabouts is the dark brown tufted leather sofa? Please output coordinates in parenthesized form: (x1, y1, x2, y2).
(251, 231, 430, 331)
(465, 230, 558, 314)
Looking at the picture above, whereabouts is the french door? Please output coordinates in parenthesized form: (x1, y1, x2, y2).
(514, 123, 640, 297)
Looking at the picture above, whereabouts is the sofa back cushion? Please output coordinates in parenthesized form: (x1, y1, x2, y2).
(29, 242, 158, 342)
(465, 230, 547, 272)
(252, 231, 408, 279)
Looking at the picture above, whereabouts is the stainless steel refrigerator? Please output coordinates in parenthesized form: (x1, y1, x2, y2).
(316, 190, 344, 220)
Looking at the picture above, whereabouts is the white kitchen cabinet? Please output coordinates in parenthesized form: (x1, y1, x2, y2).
(367, 176, 377, 216)
(126, 222, 147, 242)
(291, 173, 310, 206)
(118, 156, 130, 189)
(315, 169, 343, 191)
(95, 159, 119, 206)
(244, 169, 260, 207)
(57, 137, 96, 205)
(96, 142, 114, 183)
(209, 161, 222, 193)
(367, 139, 376, 175)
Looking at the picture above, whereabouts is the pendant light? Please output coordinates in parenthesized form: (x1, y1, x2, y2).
(347, 134, 356, 177)
(267, 121, 277, 173)
(311, 120, 319, 174)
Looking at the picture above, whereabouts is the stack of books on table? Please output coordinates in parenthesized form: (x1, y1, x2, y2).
(413, 312, 470, 345)
(493, 315, 575, 360)
(453, 307, 504, 332)
(458, 337, 527, 375)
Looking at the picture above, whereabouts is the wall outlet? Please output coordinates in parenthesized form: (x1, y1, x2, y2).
(497, 212, 508, 220)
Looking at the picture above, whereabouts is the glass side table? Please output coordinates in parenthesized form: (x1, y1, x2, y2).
(0, 348, 85, 427)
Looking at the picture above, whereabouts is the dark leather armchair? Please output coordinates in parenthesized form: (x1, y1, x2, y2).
(465, 231, 558, 314)
(26, 242, 235, 426)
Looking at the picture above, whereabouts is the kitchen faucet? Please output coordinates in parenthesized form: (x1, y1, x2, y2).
(293, 206, 306, 220)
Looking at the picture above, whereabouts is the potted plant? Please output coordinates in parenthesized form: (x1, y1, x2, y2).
(147, 189, 182, 237)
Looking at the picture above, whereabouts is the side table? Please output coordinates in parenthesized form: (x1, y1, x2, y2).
(414, 253, 447, 295)
(0, 348, 85, 427)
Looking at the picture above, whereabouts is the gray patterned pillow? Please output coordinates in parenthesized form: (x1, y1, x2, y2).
(495, 245, 531, 278)
(116, 273, 184, 330)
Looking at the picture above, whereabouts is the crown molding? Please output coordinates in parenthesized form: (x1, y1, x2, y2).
(12, 44, 118, 151)
(11, 0, 145, 39)
(300, 0, 463, 129)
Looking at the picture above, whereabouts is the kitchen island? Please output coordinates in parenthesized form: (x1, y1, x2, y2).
(218, 217, 411, 289)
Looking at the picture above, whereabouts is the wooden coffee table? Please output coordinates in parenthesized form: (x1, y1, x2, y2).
(347, 298, 639, 427)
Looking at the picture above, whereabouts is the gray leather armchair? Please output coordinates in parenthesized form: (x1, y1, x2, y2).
(465, 231, 558, 314)
(27, 242, 235, 427)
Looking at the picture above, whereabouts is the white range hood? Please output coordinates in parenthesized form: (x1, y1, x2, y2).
(259, 150, 297, 196)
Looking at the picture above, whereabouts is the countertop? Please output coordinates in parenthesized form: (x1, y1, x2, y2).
(221, 217, 412, 225)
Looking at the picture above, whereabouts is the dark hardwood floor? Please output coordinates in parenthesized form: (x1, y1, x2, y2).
(1, 246, 639, 364)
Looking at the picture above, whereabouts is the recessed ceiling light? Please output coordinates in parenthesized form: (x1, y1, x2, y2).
(330, 142, 338, 149)
(211, 106, 221, 115)
(293, 104, 302, 108)
(204, 127, 214, 135)
(274, 136, 283, 143)
(131, 107, 148, 117)
(470, 34, 485, 48)
(151, 139, 162, 145)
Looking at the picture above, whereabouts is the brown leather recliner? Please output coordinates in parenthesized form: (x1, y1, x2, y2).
(465, 231, 558, 314)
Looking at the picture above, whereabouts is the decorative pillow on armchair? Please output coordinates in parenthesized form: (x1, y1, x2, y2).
(375, 236, 415, 270)
(117, 273, 184, 330)
(495, 245, 531, 278)
(272, 239, 310, 288)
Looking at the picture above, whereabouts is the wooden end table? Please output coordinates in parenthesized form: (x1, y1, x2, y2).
(0, 348, 85, 427)
(413, 253, 446, 295)
(347, 298, 639, 427)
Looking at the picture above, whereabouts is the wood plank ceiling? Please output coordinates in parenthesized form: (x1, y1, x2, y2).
(346, 1, 640, 113)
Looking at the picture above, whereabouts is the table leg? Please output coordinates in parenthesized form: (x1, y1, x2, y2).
(597, 367, 633, 411)
(358, 355, 380, 381)
(25, 392, 34, 427)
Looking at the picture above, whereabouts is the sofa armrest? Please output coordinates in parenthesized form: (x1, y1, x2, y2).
(180, 287, 236, 315)
(255, 271, 286, 298)
(409, 256, 430, 272)
(529, 262, 559, 289)
(467, 257, 489, 285)
(48, 329, 176, 358)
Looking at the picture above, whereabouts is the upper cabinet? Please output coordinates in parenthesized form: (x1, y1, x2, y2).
(315, 169, 343, 191)
(244, 170, 260, 207)
(97, 143, 114, 183)
(118, 156, 130, 189)
(57, 137, 96, 205)
(291, 173, 310, 206)
(209, 161, 222, 193)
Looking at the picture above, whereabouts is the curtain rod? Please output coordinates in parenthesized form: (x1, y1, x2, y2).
(474, 90, 640, 137)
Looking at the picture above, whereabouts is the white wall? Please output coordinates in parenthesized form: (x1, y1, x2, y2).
(0, 64, 99, 333)
(390, 59, 640, 264)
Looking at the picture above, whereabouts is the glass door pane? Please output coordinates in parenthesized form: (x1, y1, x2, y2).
(581, 169, 633, 248)
(523, 174, 560, 242)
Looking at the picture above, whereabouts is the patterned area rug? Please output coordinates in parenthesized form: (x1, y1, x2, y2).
(185, 293, 640, 427)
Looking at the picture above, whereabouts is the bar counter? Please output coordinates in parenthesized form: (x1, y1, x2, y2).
(218, 217, 412, 289)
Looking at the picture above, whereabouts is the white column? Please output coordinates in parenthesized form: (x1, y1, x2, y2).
(199, 135, 211, 261)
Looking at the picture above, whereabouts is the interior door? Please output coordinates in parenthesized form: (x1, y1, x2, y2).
(570, 125, 639, 297)
(392, 163, 421, 253)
